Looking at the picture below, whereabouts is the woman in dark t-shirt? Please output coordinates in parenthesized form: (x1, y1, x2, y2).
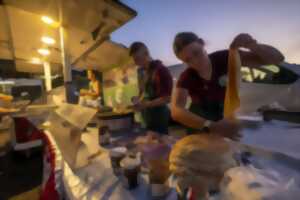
(171, 32, 284, 136)
(129, 42, 173, 135)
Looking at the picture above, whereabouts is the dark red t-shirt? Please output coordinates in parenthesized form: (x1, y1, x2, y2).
(149, 60, 173, 98)
(176, 50, 229, 105)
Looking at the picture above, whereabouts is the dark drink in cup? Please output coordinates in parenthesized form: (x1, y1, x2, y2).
(99, 126, 111, 146)
(120, 156, 141, 190)
(109, 147, 127, 176)
(123, 166, 139, 189)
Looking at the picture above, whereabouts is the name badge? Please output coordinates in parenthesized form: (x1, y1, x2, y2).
(219, 75, 227, 87)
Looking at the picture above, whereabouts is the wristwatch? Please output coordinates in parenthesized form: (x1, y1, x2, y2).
(203, 120, 212, 127)
(202, 120, 212, 133)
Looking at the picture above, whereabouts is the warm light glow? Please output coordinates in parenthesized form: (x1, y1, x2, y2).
(0, 81, 15, 85)
(41, 16, 54, 25)
(41, 16, 59, 27)
(37, 48, 50, 56)
(30, 57, 42, 64)
(41, 36, 56, 45)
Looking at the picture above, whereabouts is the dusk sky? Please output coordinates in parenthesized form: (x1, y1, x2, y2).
(112, 0, 300, 66)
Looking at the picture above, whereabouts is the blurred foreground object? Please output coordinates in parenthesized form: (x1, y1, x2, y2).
(169, 134, 237, 198)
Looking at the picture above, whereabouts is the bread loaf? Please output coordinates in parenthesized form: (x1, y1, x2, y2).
(169, 134, 237, 192)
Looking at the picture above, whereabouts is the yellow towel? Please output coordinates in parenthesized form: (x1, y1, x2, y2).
(224, 49, 241, 118)
(0, 93, 13, 101)
(9, 186, 41, 200)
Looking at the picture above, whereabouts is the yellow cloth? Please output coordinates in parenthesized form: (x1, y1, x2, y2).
(9, 186, 41, 200)
(0, 93, 13, 101)
(224, 49, 241, 118)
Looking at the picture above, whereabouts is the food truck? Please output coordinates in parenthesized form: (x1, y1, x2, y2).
(1, 1, 300, 200)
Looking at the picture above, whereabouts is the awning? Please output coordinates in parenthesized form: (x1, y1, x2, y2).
(0, 0, 136, 73)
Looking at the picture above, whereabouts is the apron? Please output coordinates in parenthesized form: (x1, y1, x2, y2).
(87, 81, 99, 100)
(187, 71, 225, 134)
(142, 67, 170, 134)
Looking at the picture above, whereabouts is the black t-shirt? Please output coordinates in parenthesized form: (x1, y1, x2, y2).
(177, 50, 229, 105)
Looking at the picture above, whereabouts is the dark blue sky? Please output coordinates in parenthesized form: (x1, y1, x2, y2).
(112, 0, 300, 65)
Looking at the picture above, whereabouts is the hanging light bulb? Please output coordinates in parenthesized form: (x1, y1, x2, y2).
(41, 36, 56, 45)
(37, 48, 50, 56)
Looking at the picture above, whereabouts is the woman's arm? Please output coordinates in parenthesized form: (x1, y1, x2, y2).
(171, 88, 206, 129)
(239, 44, 285, 67)
(142, 96, 170, 108)
(230, 33, 284, 67)
(132, 96, 170, 110)
(171, 88, 240, 139)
